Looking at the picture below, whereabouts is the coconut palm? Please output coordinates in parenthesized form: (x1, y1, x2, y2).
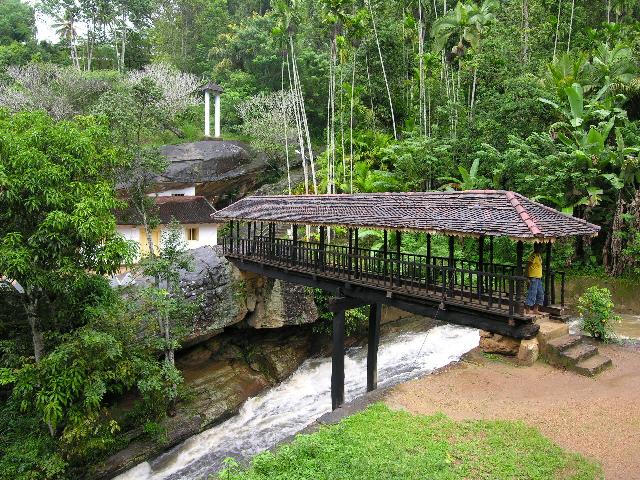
(53, 9, 80, 70)
(366, 0, 397, 139)
(431, 0, 497, 120)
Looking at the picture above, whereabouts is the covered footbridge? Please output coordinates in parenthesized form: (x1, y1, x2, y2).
(213, 190, 599, 409)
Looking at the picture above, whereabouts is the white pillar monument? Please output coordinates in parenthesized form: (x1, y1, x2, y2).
(201, 82, 224, 139)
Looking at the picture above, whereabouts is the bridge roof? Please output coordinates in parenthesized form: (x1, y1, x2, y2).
(213, 190, 600, 241)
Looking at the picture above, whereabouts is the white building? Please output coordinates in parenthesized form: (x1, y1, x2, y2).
(116, 195, 219, 260)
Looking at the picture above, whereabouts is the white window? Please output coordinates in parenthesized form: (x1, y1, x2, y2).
(187, 227, 199, 241)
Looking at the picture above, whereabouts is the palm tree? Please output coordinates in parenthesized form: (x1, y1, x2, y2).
(366, 0, 397, 139)
(431, 0, 497, 121)
(273, 0, 318, 195)
(53, 9, 80, 70)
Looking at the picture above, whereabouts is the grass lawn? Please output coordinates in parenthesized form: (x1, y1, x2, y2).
(218, 403, 602, 480)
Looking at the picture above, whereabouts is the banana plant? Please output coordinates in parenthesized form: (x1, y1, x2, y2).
(340, 161, 402, 193)
(534, 187, 603, 216)
(601, 128, 640, 192)
(438, 158, 487, 191)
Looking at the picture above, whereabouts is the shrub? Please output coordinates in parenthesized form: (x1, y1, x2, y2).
(577, 286, 621, 342)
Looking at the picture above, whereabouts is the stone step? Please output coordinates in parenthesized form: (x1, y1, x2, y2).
(546, 334, 582, 353)
(536, 319, 570, 349)
(562, 343, 599, 364)
(542, 304, 566, 317)
(574, 354, 613, 377)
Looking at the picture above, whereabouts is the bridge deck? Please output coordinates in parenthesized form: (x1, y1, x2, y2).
(222, 236, 551, 339)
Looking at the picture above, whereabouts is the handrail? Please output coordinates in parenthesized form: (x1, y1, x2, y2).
(221, 235, 561, 319)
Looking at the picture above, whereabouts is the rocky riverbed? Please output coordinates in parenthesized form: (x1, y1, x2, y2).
(93, 324, 321, 479)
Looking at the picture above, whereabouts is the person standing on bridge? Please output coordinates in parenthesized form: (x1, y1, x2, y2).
(525, 243, 544, 315)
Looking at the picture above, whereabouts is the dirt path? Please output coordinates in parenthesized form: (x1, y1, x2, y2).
(385, 344, 640, 480)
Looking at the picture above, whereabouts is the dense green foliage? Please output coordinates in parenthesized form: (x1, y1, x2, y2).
(0, 110, 188, 479)
(577, 286, 621, 341)
(219, 403, 602, 479)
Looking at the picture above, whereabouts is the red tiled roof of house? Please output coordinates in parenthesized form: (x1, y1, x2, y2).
(116, 195, 218, 225)
(212, 190, 600, 241)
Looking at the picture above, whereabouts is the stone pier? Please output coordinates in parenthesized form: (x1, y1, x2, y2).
(479, 314, 568, 366)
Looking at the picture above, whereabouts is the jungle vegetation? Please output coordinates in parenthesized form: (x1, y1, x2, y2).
(0, 0, 639, 477)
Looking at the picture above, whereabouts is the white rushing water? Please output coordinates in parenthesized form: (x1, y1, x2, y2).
(115, 323, 479, 480)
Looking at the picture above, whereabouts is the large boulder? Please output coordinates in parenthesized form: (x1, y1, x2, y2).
(157, 140, 267, 203)
(245, 276, 318, 329)
(123, 246, 319, 344)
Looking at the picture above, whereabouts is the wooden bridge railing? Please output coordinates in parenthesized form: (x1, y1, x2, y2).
(223, 235, 565, 320)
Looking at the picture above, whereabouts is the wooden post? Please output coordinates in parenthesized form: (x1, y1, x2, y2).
(247, 222, 252, 255)
(489, 236, 494, 266)
(448, 236, 455, 293)
(319, 226, 326, 270)
(229, 220, 234, 253)
(544, 242, 552, 307)
(516, 240, 524, 303)
(426, 234, 432, 287)
(348, 228, 353, 278)
(367, 303, 381, 392)
(478, 235, 484, 298)
(292, 224, 298, 263)
(269, 222, 275, 259)
(489, 236, 494, 291)
(395, 230, 401, 286)
(383, 230, 388, 276)
(252, 221, 257, 253)
(331, 308, 345, 410)
(354, 228, 359, 278)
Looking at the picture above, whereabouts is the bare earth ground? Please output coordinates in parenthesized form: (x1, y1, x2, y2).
(385, 344, 640, 480)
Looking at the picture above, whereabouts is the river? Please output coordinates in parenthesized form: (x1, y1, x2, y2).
(115, 321, 479, 480)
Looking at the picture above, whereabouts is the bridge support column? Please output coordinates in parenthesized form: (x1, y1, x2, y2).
(367, 303, 381, 392)
(331, 308, 345, 410)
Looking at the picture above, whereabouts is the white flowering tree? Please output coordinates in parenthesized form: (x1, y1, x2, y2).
(0, 64, 114, 119)
(237, 90, 298, 190)
(126, 63, 200, 122)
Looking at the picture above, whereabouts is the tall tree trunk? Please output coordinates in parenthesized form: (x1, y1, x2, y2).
(566, 0, 574, 53)
(287, 53, 309, 194)
(119, 10, 128, 71)
(553, 0, 562, 58)
(604, 192, 625, 275)
(113, 23, 120, 71)
(469, 67, 478, 120)
(349, 48, 357, 193)
(367, 0, 397, 139)
(339, 56, 346, 184)
(282, 57, 292, 195)
(522, 0, 529, 64)
(24, 293, 44, 362)
(365, 51, 375, 118)
(290, 36, 318, 194)
(418, 0, 426, 135)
